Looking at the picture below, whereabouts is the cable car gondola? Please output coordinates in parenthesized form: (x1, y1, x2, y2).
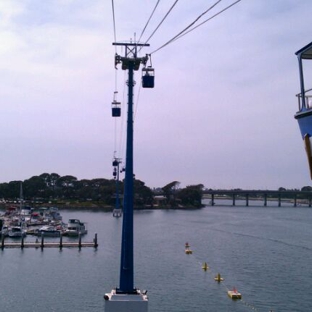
(142, 66, 155, 88)
(112, 100, 121, 117)
(294, 41, 312, 178)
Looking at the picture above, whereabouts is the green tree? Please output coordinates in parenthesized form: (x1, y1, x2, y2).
(24, 176, 47, 199)
(301, 186, 312, 192)
(134, 179, 154, 207)
(178, 184, 204, 208)
(56, 175, 78, 198)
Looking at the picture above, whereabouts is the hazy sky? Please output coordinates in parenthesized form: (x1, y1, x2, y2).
(1, 0, 312, 190)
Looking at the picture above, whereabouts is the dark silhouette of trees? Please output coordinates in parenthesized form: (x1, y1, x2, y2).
(301, 186, 312, 192)
(0, 173, 206, 209)
(133, 179, 154, 207)
(178, 184, 204, 208)
(162, 181, 180, 206)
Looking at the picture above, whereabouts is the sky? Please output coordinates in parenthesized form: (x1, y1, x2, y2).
(1, 0, 312, 190)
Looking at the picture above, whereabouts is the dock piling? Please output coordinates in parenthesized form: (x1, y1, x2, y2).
(59, 234, 63, 249)
(78, 232, 82, 249)
(41, 234, 44, 249)
(94, 233, 98, 248)
(0, 233, 97, 249)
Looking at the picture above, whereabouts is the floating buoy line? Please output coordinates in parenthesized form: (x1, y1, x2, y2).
(183, 242, 275, 311)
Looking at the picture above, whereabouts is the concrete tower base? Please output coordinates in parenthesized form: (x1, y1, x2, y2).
(104, 289, 148, 312)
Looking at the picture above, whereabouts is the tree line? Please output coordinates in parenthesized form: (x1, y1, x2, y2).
(0, 173, 204, 208)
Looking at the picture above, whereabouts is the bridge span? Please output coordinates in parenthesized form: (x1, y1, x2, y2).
(203, 190, 312, 207)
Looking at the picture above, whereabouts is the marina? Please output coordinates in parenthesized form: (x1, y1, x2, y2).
(0, 201, 96, 250)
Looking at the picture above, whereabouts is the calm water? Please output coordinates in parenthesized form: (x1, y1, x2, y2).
(1, 201, 312, 312)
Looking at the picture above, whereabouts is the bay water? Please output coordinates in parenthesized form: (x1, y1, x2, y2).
(1, 200, 312, 312)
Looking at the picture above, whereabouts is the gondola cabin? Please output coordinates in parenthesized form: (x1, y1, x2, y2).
(112, 100, 121, 117)
(142, 67, 155, 88)
(294, 41, 312, 178)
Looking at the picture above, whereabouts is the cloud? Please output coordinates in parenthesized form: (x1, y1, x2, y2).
(0, 0, 312, 189)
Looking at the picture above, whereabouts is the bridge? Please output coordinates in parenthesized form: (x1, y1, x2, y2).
(203, 190, 312, 207)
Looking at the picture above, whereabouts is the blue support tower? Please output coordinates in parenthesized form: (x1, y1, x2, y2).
(119, 60, 135, 292)
(104, 42, 150, 312)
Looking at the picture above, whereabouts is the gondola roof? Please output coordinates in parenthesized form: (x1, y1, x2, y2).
(296, 41, 312, 59)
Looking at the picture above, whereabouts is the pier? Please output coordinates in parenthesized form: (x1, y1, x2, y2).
(203, 190, 312, 207)
(1, 233, 98, 250)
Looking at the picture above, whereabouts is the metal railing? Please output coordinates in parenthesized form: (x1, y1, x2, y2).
(296, 87, 312, 111)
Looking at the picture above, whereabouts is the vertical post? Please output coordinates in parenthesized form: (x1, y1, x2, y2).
(298, 56, 306, 110)
(21, 235, 24, 249)
(94, 233, 98, 248)
(79, 232, 82, 249)
(119, 61, 135, 293)
(211, 194, 214, 206)
(115, 162, 120, 210)
(278, 193, 281, 207)
(59, 233, 63, 249)
(232, 194, 236, 206)
(246, 194, 249, 207)
(1, 234, 4, 250)
(264, 193, 267, 206)
(294, 194, 297, 207)
(41, 233, 44, 249)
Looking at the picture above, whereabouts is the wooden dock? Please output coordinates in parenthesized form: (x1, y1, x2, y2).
(1, 233, 98, 250)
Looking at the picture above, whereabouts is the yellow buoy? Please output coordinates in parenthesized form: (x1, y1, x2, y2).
(214, 273, 224, 282)
(185, 248, 192, 254)
(185, 242, 192, 254)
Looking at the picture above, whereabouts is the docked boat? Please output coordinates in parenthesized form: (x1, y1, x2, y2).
(64, 219, 87, 236)
(0, 224, 9, 237)
(36, 225, 61, 237)
(202, 262, 209, 271)
(8, 226, 26, 238)
(21, 206, 32, 216)
(49, 207, 62, 221)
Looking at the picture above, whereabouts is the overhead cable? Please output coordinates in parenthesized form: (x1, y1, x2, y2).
(111, 0, 119, 94)
(111, 0, 117, 44)
(150, 0, 222, 54)
(143, 0, 179, 45)
(138, 0, 161, 43)
(151, 0, 242, 55)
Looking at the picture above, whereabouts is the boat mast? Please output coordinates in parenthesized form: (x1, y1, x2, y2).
(19, 181, 23, 218)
